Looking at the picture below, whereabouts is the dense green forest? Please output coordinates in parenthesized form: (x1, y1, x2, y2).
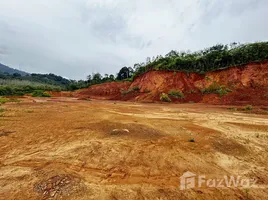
(0, 41, 267, 96)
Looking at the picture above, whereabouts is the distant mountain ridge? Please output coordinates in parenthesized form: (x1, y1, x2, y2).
(0, 63, 29, 76)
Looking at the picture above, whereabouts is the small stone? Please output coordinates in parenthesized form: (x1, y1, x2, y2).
(50, 190, 57, 197)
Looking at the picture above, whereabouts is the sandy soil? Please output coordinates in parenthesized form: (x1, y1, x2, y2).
(0, 97, 268, 200)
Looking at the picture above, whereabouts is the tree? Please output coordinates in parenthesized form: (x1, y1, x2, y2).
(92, 73, 102, 84)
(87, 75, 92, 83)
(117, 67, 130, 80)
(109, 74, 115, 81)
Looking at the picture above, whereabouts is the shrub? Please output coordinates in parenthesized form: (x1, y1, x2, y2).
(243, 105, 253, 111)
(160, 93, 171, 102)
(168, 89, 185, 99)
(121, 86, 140, 95)
(32, 90, 51, 97)
(201, 82, 232, 97)
(120, 89, 129, 95)
(132, 86, 140, 91)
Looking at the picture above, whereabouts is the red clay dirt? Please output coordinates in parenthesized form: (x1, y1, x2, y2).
(74, 61, 268, 105)
(1, 98, 268, 199)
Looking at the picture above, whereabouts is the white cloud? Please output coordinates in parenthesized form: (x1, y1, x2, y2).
(0, 0, 267, 79)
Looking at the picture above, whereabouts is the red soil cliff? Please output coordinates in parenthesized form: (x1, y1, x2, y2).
(76, 61, 268, 105)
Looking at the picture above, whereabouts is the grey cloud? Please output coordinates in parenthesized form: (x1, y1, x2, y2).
(0, 0, 267, 79)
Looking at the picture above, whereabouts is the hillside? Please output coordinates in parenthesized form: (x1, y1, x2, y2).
(76, 61, 268, 106)
(0, 63, 28, 76)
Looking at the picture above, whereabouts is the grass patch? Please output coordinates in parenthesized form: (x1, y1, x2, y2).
(160, 93, 171, 102)
(0, 108, 6, 112)
(32, 90, 51, 97)
(0, 97, 9, 104)
(120, 86, 140, 95)
(0, 97, 20, 104)
(168, 89, 185, 99)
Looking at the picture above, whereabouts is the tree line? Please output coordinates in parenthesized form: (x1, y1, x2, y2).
(85, 41, 268, 85)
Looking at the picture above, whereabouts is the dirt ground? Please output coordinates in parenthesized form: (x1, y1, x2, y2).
(0, 97, 268, 200)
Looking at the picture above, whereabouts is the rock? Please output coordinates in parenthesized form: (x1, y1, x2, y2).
(50, 190, 57, 197)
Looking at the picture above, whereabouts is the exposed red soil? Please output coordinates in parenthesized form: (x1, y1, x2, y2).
(75, 82, 131, 100)
(1, 98, 268, 199)
(74, 61, 268, 105)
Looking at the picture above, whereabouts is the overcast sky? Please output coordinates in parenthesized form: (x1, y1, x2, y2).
(0, 0, 267, 79)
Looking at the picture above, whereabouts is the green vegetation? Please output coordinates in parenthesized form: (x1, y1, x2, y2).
(31, 90, 51, 97)
(132, 42, 268, 78)
(120, 86, 140, 95)
(0, 108, 6, 112)
(243, 105, 253, 111)
(0, 97, 20, 104)
(168, 89, 185, 99)
(201, 82, 232, 97)
(160, 93, 171, 102)
(132, 86, 140, 91)
(0, 97, 9, 104)
(85, 42, 268, 86)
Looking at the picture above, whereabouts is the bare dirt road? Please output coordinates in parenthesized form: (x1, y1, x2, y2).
(0, 98, 268, 200)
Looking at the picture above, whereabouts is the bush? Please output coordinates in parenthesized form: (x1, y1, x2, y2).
(160, 93, 171, 102)
(243, 105, 253, 111)
(120, 89, 129, 96)
(168, 89, 185, 98)
(132, 86, 140, 91)
(201, 82, 232, 97)
(32, 90, 51, 97)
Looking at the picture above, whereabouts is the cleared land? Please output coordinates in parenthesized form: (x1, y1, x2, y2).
(0, 97, 268, 200)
